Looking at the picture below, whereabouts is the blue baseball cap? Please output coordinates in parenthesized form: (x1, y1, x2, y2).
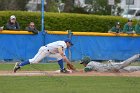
(64, 38, 73, 46)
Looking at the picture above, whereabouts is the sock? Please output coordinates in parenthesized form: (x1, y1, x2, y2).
(58, 59, 64, 70)
(19, 60, 30, 67)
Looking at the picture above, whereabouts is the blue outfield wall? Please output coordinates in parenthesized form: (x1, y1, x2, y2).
(0, 32, 140, 61)
(71, 36, 140, 60)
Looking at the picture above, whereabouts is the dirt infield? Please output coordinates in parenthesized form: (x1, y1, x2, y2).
(1, 70, 140, 77)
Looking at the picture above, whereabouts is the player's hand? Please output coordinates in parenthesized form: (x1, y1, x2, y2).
(67, 63, 76, 71)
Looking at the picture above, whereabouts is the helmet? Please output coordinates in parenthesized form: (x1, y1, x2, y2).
(80, 56, 91, 64)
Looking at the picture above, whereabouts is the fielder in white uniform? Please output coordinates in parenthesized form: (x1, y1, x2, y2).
(80, 54, 140, 72)
(13, 38, 73, 73)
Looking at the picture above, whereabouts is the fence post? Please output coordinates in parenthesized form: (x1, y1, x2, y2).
(67, 30, 73, 61)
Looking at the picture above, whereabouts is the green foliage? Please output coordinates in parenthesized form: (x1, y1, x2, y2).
(0, 0, 29, 10)
(84, 0, 121, 15)
(0, 11, 135, 32)
(0, 11, 41, 31)
(71, 7, 88, 14)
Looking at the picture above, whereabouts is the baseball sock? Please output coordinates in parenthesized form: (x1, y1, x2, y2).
(58, 59, 64, 70)
(19, 60, 30, 67)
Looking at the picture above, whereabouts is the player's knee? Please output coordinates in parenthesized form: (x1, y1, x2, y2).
(57, 57, 63, 61)
(29, 59, 39, 64)
(30, 61, 38, 64)
(56, 55, 63, 61)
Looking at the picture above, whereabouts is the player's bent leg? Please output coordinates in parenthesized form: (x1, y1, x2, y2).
(60, 68, 70, 73)
(13, 60, 30, 73)
(13, 46, 49, 73)
(123, 66, 140, 72)
(29, 46, 49, 63)
(58, 59, 69, 73)
(48, 53, 69, 73)
(58, 59, 64, 70)
(19, 60, 30, 66)
(119, 54, 140, 69)
(13, 62, 21, 73)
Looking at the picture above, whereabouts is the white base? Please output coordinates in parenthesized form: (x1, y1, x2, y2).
(54, 69, 73, 74)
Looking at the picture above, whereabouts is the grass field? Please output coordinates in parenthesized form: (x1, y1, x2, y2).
(0, 76, 140, 93)
(0, 62, 139, 71)
(0, 63, 140, 93)
(0, 62, 83, 71)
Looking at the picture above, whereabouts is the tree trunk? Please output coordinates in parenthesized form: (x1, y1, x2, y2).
(63, 0, 74, 12)
(45, 0, 51, 12)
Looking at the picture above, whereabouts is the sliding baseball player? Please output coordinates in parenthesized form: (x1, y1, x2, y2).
(80, 54, 140, 72)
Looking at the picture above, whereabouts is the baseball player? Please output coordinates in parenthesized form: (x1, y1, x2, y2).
(123, 19, 135, 34)
(108, 22, 122, 33)
(13, 38, 73, 73)
(80, 54, 140, 72)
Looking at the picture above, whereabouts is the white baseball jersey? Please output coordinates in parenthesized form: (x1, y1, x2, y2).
(85, 54, 140, 72)
(85, 61, 117, 72)
(29, 41, 67, 63)
(46, 41, 67, 55)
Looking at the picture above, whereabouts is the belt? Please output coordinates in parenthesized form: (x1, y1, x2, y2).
(44, 45, 49, 52)
(45, 46, 55, 54)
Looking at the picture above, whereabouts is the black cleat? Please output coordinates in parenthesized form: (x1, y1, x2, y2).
(13, 62, 20, 73)
(60, 68, 69, 73)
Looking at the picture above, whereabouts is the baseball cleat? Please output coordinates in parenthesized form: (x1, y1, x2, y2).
(13, 62, 20, 73)
(60, 68, 70, 73)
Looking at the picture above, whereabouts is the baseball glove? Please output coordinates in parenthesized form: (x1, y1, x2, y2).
(67, 63, 76, 71)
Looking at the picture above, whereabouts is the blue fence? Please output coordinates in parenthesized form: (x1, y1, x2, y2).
(0, 32, 140, 62)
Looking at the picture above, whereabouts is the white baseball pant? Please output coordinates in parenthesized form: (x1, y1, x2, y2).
(29, 46, 62, 63)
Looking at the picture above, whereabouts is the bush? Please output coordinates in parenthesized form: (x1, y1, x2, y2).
(0, 11, 136, 32)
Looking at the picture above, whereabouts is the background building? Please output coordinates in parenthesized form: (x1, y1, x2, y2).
(120, 0, 140, 10)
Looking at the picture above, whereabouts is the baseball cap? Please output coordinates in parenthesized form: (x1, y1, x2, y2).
(80, 56, 91, 64)
(10, 15, 16, 20)
(64, 38, 73, 46)
(115, 22, 120, 25)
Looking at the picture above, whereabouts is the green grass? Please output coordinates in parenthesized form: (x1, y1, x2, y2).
(0, 62, 83, 71)
(0, 63, 140, 93)
(0, 62, 139, 71)
(0, 76, 140, 93)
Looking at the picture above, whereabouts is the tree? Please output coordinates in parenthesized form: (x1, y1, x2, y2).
(83, 0, 121, 15)
(45, 0, 59, 12)
(63, 0, 74, 12)
(45, 0, 51, 12)
(0, 0, 29, 10)
(71, 0, 121, 15)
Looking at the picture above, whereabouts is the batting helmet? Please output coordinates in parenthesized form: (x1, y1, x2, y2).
(80, 56, 91, 64)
